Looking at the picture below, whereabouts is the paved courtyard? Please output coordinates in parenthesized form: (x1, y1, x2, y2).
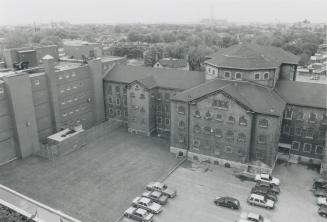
(0, 127, 179, 222)
(153, 161, 323, 222)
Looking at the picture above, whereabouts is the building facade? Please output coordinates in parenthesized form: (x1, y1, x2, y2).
(0, 48, 126, 165)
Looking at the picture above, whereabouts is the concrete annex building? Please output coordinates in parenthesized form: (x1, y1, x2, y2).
(0, 43, 326, 173)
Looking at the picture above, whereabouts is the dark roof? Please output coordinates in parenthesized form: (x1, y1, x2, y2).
(104, 65, 205, 90)
(275, 80, 327, 109)
(205, 43, 299, 70)
(172, 79, 286, 116)
(157, 58, 188, 68)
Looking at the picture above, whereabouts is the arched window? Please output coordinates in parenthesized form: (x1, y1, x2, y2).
(239, 116, 248, 126)
(194, 110, 201, 118)
(214, 129, 223, 138)
(227, 116, 235, 124)
(178, 120, 185, 129)
(309, 112, 317, 123)
(204, 126, 211, 135)
(205, 111, 212, 119)
(194, 125, 201, 134)
(237, 133, 246, 143)
(258, 119, 268, 128)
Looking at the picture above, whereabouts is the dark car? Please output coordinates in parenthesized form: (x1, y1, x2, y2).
(314, 188, 327, 197)
(214, 196, 240, 210)
(255, 181, 280, 194)
(233, 170, 256, 182)
(251, 186, 278, 202)
(313, 177, 327, 190)
(319, 206, 327, 217)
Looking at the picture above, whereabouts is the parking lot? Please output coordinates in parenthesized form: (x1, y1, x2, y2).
(150, 161, 324, 222)
(0, 127, 179, 222)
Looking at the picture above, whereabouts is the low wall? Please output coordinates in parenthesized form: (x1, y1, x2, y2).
(0, 184, 81, 222)
(38, 120, 123, 160)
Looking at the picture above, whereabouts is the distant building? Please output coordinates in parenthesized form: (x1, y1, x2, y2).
(2, 45, 59, 69)
(63, 39, 103, 60)
(153, 58, 190, 71)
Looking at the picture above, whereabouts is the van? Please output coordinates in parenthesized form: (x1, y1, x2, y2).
(247, 193, 274, 209)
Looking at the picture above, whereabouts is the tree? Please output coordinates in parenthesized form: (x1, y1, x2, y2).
(3, 31, 29, 48)
(188, 45, 214, 71)
(144, 46, 163, 67)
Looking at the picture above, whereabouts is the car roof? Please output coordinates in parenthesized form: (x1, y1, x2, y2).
(219, 196, 238, 202)
(153, 182, 164, 188)
(135, 208, 147, 215)
(152, 191, 161, 196)
(250, 193, 264, 200)
(140, 197, 151, 204)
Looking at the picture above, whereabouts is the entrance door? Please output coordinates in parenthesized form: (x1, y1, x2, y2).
(278, 146, 290, 155)
(0, 138, 16, 165)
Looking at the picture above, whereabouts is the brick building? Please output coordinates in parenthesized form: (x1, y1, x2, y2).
(169, 43, 326, 172)
(103, 65, 205, 136)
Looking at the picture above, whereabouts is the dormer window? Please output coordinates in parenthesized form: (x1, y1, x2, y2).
(212, 99, 229, 110)
(235, 72, 242, 80)
(254, 72, 261, 80)
(263, 72, 269, 80)
(224, 71, 231, 79)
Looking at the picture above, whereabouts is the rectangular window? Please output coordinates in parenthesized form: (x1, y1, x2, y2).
(165, 118, 170, 126)
(34, 79, 40, 86)
(303, 143, 312, 153)
(235, 72, 242, 80)
(224, 71, 231, 79)
(212, 99, 229, 109)
(178, 106, 185, 115)
(193, 139, 200, 148)
(115, 86, 120, 94)
(316, 145, 324, 154)
(292, 141, 300, 151)
(116, 110, 121, 116)
(295, 128, 302, 136)
(0, 87, 3, 94)
(116, 98, 120, 105)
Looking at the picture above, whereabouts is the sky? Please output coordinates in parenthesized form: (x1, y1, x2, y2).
(0, 0, 326, 26)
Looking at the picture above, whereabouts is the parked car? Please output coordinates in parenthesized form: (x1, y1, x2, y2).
(214, 196, 240, 209)
(251, 186, 278, 202)
(255, 181, 280, 194)
(247, 194, 274, 209)
(146, 182, 176, 198)
(313, 177, 327, 190)
(124, 206, 154, 222)
(255, 174, 280, 186)
(319, 206, 327, 217)
(314, 188, 327, 197)
(233, 170, 256, 182)
(317, 197, 327, 206)
(238, 212, 271, 222)
(132, 197, 163, 214)
(142, 190, 169, 205)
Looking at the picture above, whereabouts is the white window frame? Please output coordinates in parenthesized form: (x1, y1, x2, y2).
(34, 79, 40, 86)
(303, 143, 312, 153)
(263, 72, 269, 80)
(291, 141, 300, 151)
(235, 72, 242, 80)
(316, 145, 324, 154)
(224, 71, 231, 79)
(284, 108, 293, 120)
(254, 72, 261, 80)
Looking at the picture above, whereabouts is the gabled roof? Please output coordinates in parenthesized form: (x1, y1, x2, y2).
(205, 43, 299, 70)
(157, 58, 188, 68)
(172, 79, 286, 116)
(104, 65, 205, 90)
(275, 80, 327, 109)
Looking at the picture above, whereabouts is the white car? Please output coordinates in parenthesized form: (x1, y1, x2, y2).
(132, 197, 163, 214)
(124, 206, 154, 222)
(247, 194, 274, 209)
(238, 212, 271, 222)
(255, 174, 280, 186)
(318, 197, 327, 206)
(146, 182, 176, 198)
